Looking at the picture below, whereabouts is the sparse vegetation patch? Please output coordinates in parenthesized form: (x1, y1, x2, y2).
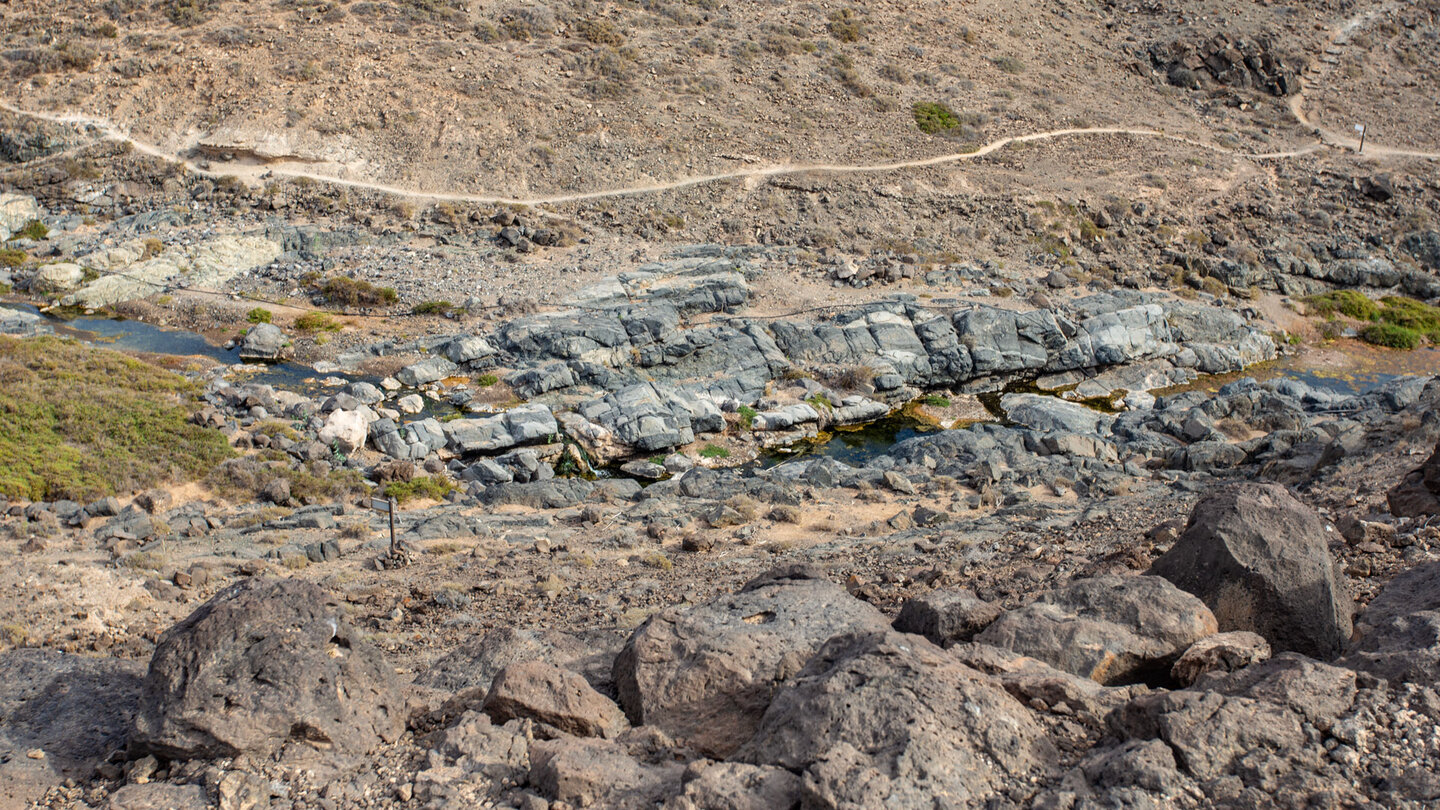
(0, 336, 233, 501)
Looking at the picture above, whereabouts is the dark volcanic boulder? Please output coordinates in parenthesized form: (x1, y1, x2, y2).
(1342, 561, 1440, 683)
(130, 578, 404, 759)
(1148, 483, 1352, 659)
(734, 631, 1057, 808)
(892, 587, 1002, 646)
(1388, 441, 1440, 517)
(974, 575, 1217, 685)
(613, 566, 889, 758)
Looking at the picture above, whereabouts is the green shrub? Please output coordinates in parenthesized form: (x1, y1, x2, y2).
(476, 373, 499, 387)
(0, 336, 233, 501)
(737, 405, 757, 429)
(294, 312, 342, 333)
(913, 102, 960, 134)
(11, 220, 48, 241)
(1360, 323, 1422, 349)
(1305, 290, 1380, 321)
(699, 444, 730, 459)
(246, 307, 273, 324)
(315, 276, 398, 308)
(922, 394, 952, 407)
(413, 300, 457, 316)
(1378, 296, 1440, 339)
(383, 475, 454, 503)
(0, 248, 26, 267)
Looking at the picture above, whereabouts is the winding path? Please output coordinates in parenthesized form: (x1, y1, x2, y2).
(1, 2, 1436, 207)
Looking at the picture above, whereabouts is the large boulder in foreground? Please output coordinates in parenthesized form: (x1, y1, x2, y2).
(613, 565, 889, 758)
(1342, 561, 1440, 683)
(974, 575, 1217, 685)
(735, 631, 1057, 808)
(1388, 441, 1440, 517)
(130, 578, 404, 759)
(1148, 483, 1352, 659)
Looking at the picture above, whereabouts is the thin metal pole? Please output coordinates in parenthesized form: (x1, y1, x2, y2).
(388, 497, 397, 555)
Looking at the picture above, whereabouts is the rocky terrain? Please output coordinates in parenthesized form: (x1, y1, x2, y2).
(2, 0, 1440, 808)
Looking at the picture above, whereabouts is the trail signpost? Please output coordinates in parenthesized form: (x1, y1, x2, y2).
(370, 496, 397, 556)
(1355, 124, 1366, 154)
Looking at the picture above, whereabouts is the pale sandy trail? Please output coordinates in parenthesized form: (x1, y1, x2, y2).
(3, 5, 1437, 213)
(0, 101, 1351, 205)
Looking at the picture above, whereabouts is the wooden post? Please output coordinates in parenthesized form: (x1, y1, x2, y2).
(1355, 124, 1366, 154)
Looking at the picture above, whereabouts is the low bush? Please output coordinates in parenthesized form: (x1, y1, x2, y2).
(827, 8, 866, 42)
(413, 300, 457, 316)
(383, 475, 454, 503)
(206, 457, 367, 504)
(1378, 296, 1440, 340)
(11, 220, 48, 241)
(737, 405, 757, 429)
(316, 276, 398, 308)
(828, 364, 875, 390)
(1305, 290, 1380, 321)
(992, 55, 1026, 74)
(576, 18, 624, 46)
(165, 0, 215, 27)
(699, 444, 730, 459)
(246, 307, 272, 324)
(1361, 323, 1422, 349)
(294, 312, 341, 333)
(913, 102, 959, 134)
